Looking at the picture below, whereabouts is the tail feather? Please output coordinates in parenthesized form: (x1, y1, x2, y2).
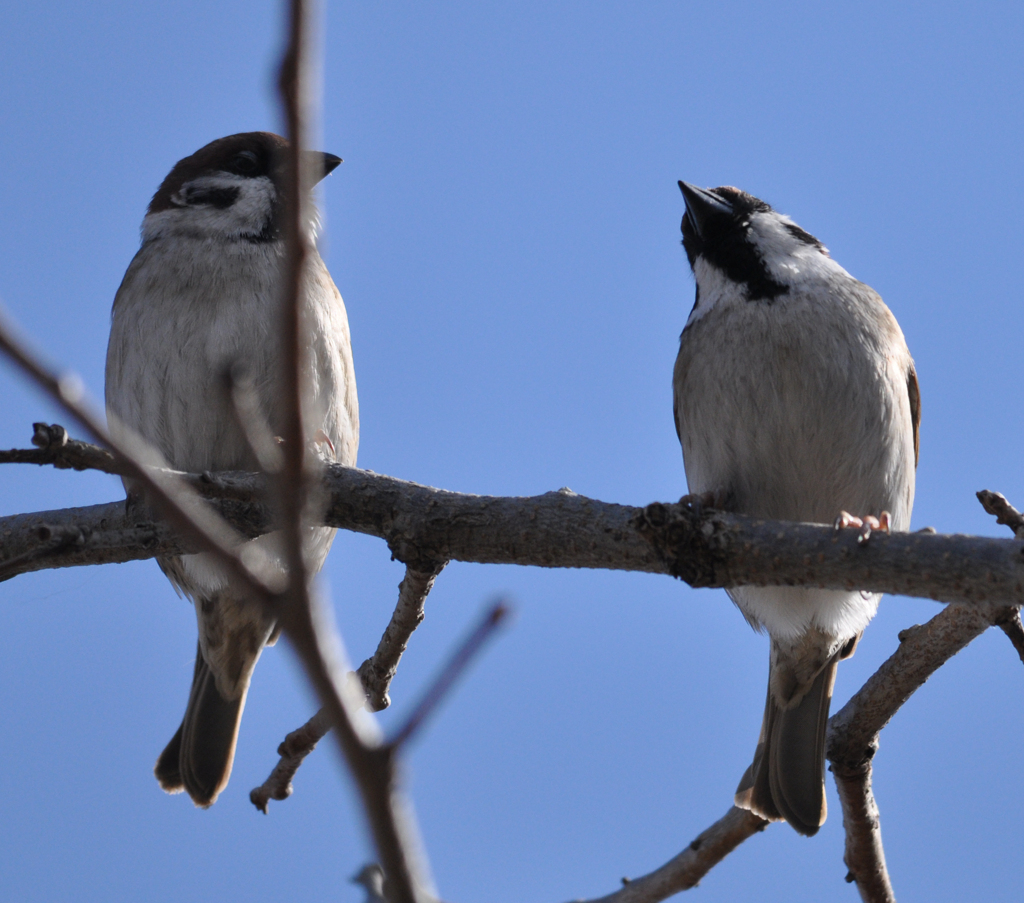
(734, 684, 781, 822)
(154, 640, 246, 808)
(735, 653, 841, 836)
(154, 721, 185, 793)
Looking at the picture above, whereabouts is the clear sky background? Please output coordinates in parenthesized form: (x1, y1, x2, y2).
(2, 3, 1023, 901)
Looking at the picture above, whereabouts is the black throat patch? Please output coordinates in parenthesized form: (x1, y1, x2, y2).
(681, 186, 787, 302)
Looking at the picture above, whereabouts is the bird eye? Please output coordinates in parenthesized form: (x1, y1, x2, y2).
(225, 150, 261, 177)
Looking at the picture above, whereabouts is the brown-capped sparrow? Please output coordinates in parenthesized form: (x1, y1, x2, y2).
(105, 132, 358, 807)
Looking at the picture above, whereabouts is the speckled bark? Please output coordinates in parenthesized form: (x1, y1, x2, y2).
(3, 467, 1024, 618)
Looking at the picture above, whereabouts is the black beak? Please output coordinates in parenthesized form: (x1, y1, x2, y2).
(678, 181, 732, 239)
(306, 151, 343, 184)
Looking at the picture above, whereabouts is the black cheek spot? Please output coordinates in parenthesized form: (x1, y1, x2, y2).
(185, 186, 241, 209)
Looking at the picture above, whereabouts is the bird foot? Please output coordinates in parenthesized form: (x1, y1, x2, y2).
(680, 489, 729, 510)
(310, 429, 336, 462)
(834, 510, 891, 544)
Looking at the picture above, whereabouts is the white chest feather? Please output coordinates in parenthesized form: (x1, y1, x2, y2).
(674, 263, 916, 640)
(105, 236, 358, 474)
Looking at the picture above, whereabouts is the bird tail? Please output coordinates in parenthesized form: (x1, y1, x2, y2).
(154, 640, 246, 808)
(734, 650, 842, 836)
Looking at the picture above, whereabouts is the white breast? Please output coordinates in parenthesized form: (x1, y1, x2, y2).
(105, 235, 359, 594)
(673, 268, 916, 639)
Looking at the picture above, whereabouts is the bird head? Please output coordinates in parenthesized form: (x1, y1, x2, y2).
(678, 182, 830, 304)
(142, 131, 341, 244)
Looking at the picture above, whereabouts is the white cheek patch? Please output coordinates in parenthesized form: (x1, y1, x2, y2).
(142, 174, 277, 242)
(685, 258, 745, 327)
(747, 212, 850, 288)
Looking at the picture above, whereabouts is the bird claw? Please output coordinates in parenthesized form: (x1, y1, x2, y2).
(310, 429, 336, 462)
(834, 510, 891, 544)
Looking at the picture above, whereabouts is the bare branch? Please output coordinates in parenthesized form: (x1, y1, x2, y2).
(250, 706, 333, 812)
(3, 415, 1022, 897)
(0, 320, 281, 605)
(5, 459, 1024, 617)
(995, 608, 1024, 666)
(275, 0, 314, 589)
(977, 489, 1024, 539)
(831, 762, 895, 903)
(271, 5, 433, 902)
(581, 600, 1000, 903)
(574, 807, 768, 903)
(974, 490, 1024, 666)
(825, 603, 993, 900)
(250, 562, 444, 809)
(389, 600, 509, 750)
(224, 368, 285, 474)
(0, 422, 122, 474)
(360, 563, 446, 712)
(828, 602, 991, 768)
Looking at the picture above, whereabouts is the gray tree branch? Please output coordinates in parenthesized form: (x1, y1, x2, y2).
(826, 603, 993, 902)
(4, 438, 1024, 903)
(3, 444, 1024, 615)
(359, 563, 447, 713)
(831, 763, 894, 903)
(574, 599, 1002, 903)
(250, 562, 445, 811)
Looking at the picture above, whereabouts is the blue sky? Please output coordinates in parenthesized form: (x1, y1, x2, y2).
(2, 3, 1024, 901)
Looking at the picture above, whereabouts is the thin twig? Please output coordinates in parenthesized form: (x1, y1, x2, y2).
(0, 422, 122, 474)
(977, 489, 1024, 539)
(250, 562, 444, 809)
(828, 603, 993, 761)
(223, 369, 285, 473)
(250, 707, 333, 812)
(831, 762, 895, 903)
(360, 563, 447, 712)
(273, 5, 432, 902)
(389, 601, 509, 749)
(995, 608, 1024, 665)
(572, 807, 769, 903)
(975, 490, 1024, 666)
(579, 600, 998, 903)
(826, 602, 993, 901)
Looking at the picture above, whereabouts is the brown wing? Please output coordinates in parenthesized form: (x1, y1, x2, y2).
(672, 331, 687, 445)
(907, 363, 921, 467)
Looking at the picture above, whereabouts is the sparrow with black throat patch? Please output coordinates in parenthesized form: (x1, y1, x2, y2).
(672, 182, 919, 835)
(105, 131, 358, 807)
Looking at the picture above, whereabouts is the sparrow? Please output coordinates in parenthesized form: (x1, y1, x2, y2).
(672, 182, 919, 835)
(105, 132, 358, 807)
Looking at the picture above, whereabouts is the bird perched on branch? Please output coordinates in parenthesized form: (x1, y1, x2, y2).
(672, 182, 918, 835)
(105, 132, 358, 807)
